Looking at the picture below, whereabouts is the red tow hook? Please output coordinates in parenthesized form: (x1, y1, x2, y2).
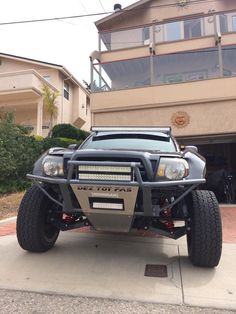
(63, 214, 77, 224)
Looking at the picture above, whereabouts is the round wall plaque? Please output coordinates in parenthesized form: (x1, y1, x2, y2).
(177, 0, 189, 7)
(171, 111, 190, 128)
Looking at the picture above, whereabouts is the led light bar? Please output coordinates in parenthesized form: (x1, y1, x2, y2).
(91, 127, 171, 134)
(78, 173, 131, 181)
(78, 165, 131, 173)
(93, 202, 124, 210)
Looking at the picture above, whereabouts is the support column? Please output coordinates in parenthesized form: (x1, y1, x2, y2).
(36, 98, 43, 136)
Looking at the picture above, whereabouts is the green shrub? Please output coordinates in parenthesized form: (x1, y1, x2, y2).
(0, 113, 44, 193)
(51, 124, 79, 140)
(0, 113, 85, 194)
(33, 135, 44, 141)
(77, 129, 90, 141)
(58, 137, 83, 147)
(42, 137, 82, 151)
(17, 125, 31, 135)
(0, 179, 31, 194)
(51, 123, 90, 141)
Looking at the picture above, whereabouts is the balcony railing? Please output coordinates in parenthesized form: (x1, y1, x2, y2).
(99, 10, 236, 52)
(91, 45, 236, 92)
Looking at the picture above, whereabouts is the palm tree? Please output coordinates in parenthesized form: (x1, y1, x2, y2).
(41, 84, 60, 130)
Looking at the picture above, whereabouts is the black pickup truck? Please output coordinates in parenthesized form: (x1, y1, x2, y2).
(16, 127, 222, 267)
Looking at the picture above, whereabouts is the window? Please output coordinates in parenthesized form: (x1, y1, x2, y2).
(232, 16, 236, 31)
(86, 96, 90, 115)
(64, 81, 69, 100)
(154, 48, 219, 85)
(100, 32, 111, 50)
(164, 74, 183, 84)
(222, 45, 236, 77)
(142, 26, 150, 43)
(163, 71, 206, 84)
(81, 134, 177, 153)
(43, 75, 51, 82)
(165, 21, 181, 41)
(99, 56, 150, 90)
(184, 18, 202, 39)
(186, 71, 206, 81)
(219, 15, 228, 34)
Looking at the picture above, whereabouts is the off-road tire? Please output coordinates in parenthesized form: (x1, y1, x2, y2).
(17, 185, 60, 252)
(186, 190, 222, 267)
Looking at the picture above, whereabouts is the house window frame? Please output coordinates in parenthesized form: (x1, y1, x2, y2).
(43, 75, 51, 82)
(164, 18, 204, 42)
(183, 17, 204, 39)
(164, 21, 183, 42)
(64, 81, 70, 100)
(232, 15, 236, 32)
(142, 26, 150, 44)
(219, 14, 228, 33)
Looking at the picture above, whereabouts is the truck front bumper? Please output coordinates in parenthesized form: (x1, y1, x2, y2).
(27, 160, 205, 232)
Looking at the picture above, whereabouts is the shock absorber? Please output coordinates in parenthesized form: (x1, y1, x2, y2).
(161, 208, 174, 231)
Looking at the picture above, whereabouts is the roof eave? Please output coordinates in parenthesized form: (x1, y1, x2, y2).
(95, 0, 151, 28)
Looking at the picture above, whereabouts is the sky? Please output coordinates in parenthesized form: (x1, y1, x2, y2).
(0, 0, 136, 84)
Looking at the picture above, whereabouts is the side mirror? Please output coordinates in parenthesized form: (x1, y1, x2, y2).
(185, 145, 198, 153)
(68, 144, 79, 150)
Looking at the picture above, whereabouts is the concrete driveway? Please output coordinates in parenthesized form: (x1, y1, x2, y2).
(0, 206, 236, 311)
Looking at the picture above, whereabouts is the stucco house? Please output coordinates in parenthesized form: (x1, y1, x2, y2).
(0, 53, 90, 136)
(90, 0, 236, 202)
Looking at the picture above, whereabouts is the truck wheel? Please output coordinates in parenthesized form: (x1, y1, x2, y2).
(186, 190, 222, 267)
(17, 185, 60, 252)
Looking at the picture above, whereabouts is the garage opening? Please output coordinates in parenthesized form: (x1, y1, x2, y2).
(178, 135, 236, 204)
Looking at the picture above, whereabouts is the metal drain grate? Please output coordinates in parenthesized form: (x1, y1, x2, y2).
(144, 264, 168, 277)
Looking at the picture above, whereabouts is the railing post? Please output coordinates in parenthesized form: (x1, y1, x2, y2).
(98, 32, 101, 52)
(36, 98, 43, 136)
(214, 14, 223, 78)
(90, 58, 94, 92)
(150, 24, 155, 86)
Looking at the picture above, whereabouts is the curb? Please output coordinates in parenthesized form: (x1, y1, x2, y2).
(0, 216, 17, 225)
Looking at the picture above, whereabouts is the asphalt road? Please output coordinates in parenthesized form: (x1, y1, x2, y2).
(0, 290, 235, 314)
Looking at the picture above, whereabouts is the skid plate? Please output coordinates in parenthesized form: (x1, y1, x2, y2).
(71, 184, 138, 232)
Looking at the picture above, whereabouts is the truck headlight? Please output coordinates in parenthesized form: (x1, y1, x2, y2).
(42, 156, 64, 177)
(157, 158, 189, 180)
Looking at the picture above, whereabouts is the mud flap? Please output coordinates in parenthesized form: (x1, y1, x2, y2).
(71, 184, 138, 232)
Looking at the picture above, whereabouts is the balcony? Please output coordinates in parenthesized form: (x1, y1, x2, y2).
(0, 70, 59, 136)
(99, 10, 236, 52)
(91, 45, 236, 92)
(0, 69, 57, 103)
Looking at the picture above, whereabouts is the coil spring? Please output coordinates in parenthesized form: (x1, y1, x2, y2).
(161, 209, 174, 230)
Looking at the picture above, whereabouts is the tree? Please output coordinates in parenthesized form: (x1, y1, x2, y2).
(41, 84, 60, 130)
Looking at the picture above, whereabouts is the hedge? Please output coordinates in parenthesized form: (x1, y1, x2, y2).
(0, 115, 83, 194)
(40, 137, 82, 151)
(51, 123, 90, 141)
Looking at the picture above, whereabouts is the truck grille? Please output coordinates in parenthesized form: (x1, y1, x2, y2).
(78, 165, 133, 182)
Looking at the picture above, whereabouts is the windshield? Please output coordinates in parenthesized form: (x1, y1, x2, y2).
(81, 133, 177, 152)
